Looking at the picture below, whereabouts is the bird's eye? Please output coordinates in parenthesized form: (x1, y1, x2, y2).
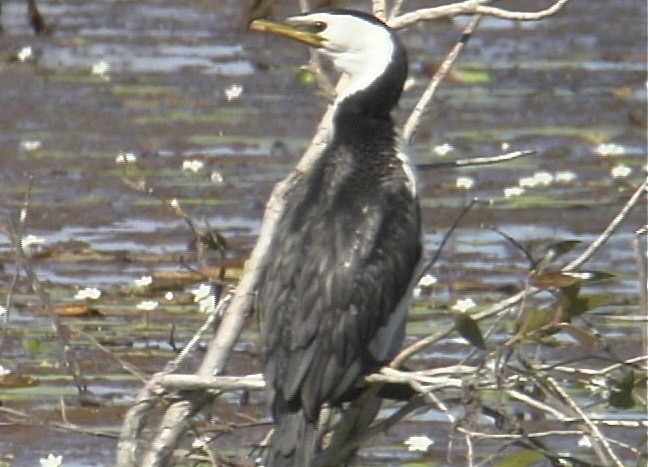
(312, 21, 327, 33)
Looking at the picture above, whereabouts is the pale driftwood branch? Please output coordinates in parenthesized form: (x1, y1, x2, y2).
(389, 0, 573, 30)
(539, 354, 648, 377)
(154, 365, 473, 393)
(115, 293, 228, 466)
(388, 0, 406, 22)
(372, 0, 387, 21)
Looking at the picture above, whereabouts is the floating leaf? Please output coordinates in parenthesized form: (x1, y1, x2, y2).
(495, 449, 544, 467)
(54, 303, 102, 318)
(455, 314, 486, 349)
(608, 370, 636, 409)
(0, 373, 39, 388)
(453, 68, 491, 84)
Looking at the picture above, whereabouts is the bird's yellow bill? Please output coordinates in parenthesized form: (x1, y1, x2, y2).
(250, 19, 324, 48)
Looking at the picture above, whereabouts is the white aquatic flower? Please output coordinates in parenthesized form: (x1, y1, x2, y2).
(404, 435, 434, 452)
(39, 454, 63, 467)
(17, 46, 33, 62)
(452, 298, 476, 313)
(503, 186, 525, 198)
(134, 275, 152, 287)
(198, 295, 216, 314)
(577, 436, 593, 448)
(595, 142, 625, 156)
(165, 291, 174, 301)
(191, 283, 212, 302)
(74, 287, 101, 300)
(555, 171, 577, 183)
(418, 274, 438, 287)
(169, 198, 180, 208)
(210, 171, 224, 184)
(533, 171, 554, 186)
(20, 140, 41, 151)
(403, 76, 416, 92)
(433, 143, 453, 156)
(610, 164, 632, 178)
(0, 364, 11, 376)
(455, 176, 474, 190)
(21, 234, 45, 249)
(136, 300, 159, 311)
(192, 436, 210, 449)
(224, 84, 243, 101)
(191, 285, 216, 314)
(115, 151, 137, 164)
(182, 159, 204, 173)
(501, 142, 511, 151)
(518, 176, 538, 188)
(91, 60, 110, 78)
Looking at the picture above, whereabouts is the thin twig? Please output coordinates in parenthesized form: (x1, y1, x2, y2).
(564, 180, 648, 271)
(389, 0, 573, 29)
(416, 150, 535, 171)
(6, 185, 88, 400)
(402, 14, 483, 143)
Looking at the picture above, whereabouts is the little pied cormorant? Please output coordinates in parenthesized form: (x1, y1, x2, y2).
(251, 9, 421, 466)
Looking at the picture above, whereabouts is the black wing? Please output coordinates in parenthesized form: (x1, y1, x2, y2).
(258, 145, 420, 421)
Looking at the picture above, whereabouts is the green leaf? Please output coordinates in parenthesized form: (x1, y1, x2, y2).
(495, 449, 544, 467)
(608, 370, 636, 409)
(516, 308, 554, 336)
(455, 314, 486, 349)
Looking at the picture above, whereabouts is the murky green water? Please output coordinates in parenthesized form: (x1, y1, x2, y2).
(0, 0, 646, 465)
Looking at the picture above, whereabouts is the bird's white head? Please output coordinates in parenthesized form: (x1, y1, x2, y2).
(251, 9, 407, 117)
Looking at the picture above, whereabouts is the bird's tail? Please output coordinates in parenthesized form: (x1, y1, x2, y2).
(263, 409, 318, 467)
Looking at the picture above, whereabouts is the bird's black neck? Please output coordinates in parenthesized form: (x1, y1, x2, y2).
(334, 36, 407, 120)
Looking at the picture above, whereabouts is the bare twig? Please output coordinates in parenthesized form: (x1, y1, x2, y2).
(403, 14, 483, 143)
(6, 184, 88, 400)
(416, 150, 535, 171)
(389, 0, 573, 29)
(564, 180, 648, 271)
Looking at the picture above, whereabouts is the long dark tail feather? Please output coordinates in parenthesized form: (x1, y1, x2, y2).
(263, 410, 318, 467)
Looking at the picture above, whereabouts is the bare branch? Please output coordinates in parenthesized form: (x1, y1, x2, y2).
(389, 0, 573, 30)
(372, 0, 387, 21)
(564, 179, 648, 271)
(416, 150, 535, 171)
(403, 14, 483, 144)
